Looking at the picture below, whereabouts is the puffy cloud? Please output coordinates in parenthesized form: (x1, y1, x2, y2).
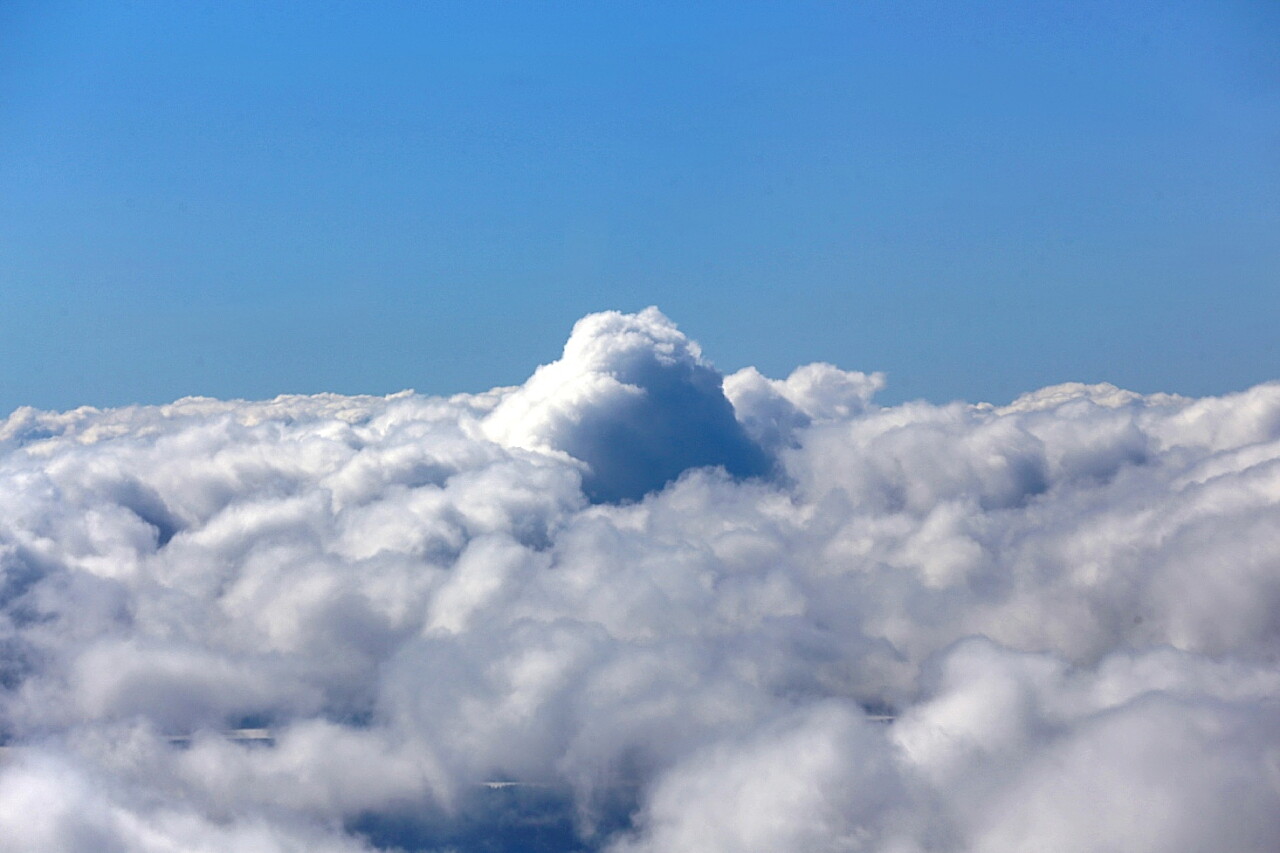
(483, 308, 770, 502)
(0, 749, 375, 853)
(1, 309, 1279, 850)
(724, 362, 884, 452)
(608, 702, 903, 853)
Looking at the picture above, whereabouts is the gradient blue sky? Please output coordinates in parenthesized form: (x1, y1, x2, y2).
(3, 0, 1278, 413)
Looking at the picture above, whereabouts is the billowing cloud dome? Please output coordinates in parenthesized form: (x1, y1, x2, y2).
(484, 308, 770, 502)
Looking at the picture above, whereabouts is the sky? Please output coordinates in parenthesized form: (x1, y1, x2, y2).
(5, 7, 1280, 848)
(2, 0, 1277, 414)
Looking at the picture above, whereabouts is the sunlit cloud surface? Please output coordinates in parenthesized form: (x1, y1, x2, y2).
(2, 309, 1279, 851)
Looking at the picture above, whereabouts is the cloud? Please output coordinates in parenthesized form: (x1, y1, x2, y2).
(607, 702, 902, 853)
(2, 309, 1280, 850)
(0, 749, 376, 853)
(483, 308, 771, 502)
(723, 362, 884, 452)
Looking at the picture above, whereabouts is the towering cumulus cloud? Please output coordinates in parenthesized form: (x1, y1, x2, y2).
(484, 307, 770, 502)
(1, 308, 1279, 851)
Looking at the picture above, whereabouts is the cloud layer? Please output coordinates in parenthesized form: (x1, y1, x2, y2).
(2, 308, 1279, 851)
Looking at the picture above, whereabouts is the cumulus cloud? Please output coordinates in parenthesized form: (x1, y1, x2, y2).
(483, 307, 770, 502)
(2, 307, 1280, 851)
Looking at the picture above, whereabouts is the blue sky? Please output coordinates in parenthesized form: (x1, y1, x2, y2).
(2, 0, 1277, 413)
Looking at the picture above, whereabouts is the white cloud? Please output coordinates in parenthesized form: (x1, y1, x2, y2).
(2, 309, 1279, 850)
(483, 308, 770, 502)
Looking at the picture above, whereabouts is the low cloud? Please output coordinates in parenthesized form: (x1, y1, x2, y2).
(2, 308, 1279, 851)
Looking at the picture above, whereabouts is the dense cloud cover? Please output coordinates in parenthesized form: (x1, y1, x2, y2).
(2, 308, 1279, 851)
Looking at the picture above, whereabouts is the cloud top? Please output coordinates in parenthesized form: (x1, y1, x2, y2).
(484, 307, 770, 502)
(2, 309, 1279, 851)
